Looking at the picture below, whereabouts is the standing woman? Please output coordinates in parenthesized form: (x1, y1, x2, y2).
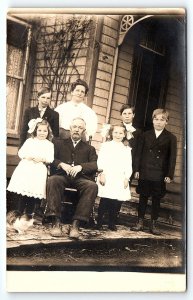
(55, 79, 98, 141)
(19, 87, 59, 147)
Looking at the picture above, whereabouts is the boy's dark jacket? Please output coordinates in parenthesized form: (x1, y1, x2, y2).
(134, 128, 177, 181)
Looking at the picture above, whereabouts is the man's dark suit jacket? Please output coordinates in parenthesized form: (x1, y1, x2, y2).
(134, 128, 177, 181)
(51, 138, 98, 181)
(20, 106, 59, 147)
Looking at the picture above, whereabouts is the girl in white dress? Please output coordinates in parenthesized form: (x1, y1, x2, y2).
(7, 118, 54, 215)
(97, 123, 132, 231)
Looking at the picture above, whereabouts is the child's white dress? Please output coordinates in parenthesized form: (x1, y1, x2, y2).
(7, 138, 54, 199)
(97, 140, 132, 201)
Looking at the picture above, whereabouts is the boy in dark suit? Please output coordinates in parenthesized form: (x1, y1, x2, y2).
(20, 87, 59, 147)
(131, 109, 177, 235)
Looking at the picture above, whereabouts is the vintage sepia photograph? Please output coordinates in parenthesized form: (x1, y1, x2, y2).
(6, 8, 186, 292)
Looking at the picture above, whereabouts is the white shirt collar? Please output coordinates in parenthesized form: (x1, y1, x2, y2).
(38, 106, 47, 117)
(123, 123, 136, 132)
(155, 129, 163, 138)
(71, 138, 81, 147)
(70, 101, 83, 107)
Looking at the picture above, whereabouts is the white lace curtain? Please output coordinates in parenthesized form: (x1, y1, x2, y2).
(6, 45, 24, 133)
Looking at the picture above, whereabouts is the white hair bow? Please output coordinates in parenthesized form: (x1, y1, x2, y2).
(100, 123, 111, 138)
(28, 118, 43, 133)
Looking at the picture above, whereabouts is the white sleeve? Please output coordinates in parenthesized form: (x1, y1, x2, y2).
(97, 143, 108, 172)
(124, 148, 133, 179)
(17, 138, 32, 159)
(44, 142, 54, 163)
(85, 108, 98, 138)
(54, 104, 62, 127)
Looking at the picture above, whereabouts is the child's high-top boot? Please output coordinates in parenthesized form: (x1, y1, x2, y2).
(130, 218, 144, 231)
(150, 220, 161, 235)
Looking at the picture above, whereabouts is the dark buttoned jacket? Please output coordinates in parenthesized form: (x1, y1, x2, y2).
(51, 138, 98, 181)
(20, 106, 59, 147)
(134, 129, 177, 181)
(122, 122, 142, 167)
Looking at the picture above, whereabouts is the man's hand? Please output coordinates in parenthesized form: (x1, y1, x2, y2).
(164, 177, 171, 183)
(68, 165, 82, 177)
(59, 163, 72, 175)
(99, 173, 106, 186)
(124, 178, 129, 189)
(32, 158, 44, 163)
(134, 172, 139, 179)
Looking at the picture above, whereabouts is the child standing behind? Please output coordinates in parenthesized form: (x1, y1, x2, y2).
(97, 123, 132, 231)
(7, 119, 54, 215)
(131, 109, 177, 235)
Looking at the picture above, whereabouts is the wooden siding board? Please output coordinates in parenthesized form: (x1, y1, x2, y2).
(93, 97, 108, 108)
(96, 70, 112, 82)
(103, 16, 119, 30)
(101, 35, 117, 48)
(98, 52, 114, 65)
(115, 76, 130, 87)
(92, 104, 107, 116)
(116, 67, 131, 79)
(102, 25, 118, 39)
(100, 44, 115, 56)
(114, 85, 129, 96)
(98, 61, 113, 74)
(95, 79, 111, 90)
(119, 51, 133, 63)
(94, 88, 109, 99)
(113, 93, 128, 104)
(111, 101, 124, 112)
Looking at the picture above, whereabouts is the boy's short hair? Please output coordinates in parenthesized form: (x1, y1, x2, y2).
(37, 87, 51, 97)
(108, 123, 127, 140)
(152, 108, 169, 121)
(71, 79, 89, 95)
(120, 104, 135, 115)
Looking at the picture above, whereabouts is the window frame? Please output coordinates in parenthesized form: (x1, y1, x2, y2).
(6, 16, 32, 137)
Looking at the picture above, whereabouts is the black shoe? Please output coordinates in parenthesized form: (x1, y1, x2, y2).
(108, 224, 117, 231)
(95, 220, 103, 230)
(149, 220, 161, 235)
(130, 218, 144, 231)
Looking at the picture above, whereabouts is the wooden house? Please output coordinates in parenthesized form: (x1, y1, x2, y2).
(6, 9, 186, 222)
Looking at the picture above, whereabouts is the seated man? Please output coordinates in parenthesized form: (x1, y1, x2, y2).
(45, 117, 98, 239)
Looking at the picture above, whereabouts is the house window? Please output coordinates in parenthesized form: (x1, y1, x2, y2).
(6, 17, 31, 136)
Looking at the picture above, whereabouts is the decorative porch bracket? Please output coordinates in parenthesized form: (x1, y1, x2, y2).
(106, 14, 153, 123)
(118, 15, 153, 46)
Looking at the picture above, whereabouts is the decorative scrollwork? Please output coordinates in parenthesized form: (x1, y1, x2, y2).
(120, 15, 134, 33)
(118, 15, 153, 46)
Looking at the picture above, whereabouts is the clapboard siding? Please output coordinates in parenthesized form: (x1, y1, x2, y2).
(109, 37, 134, 125)
(165, 68, 184, 184)
(91, 15, 120, 150)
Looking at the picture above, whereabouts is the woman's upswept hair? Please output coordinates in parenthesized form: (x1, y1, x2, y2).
(108, 123, 127, 140)
(71, 79, 89, 95)
(152, 108, 169, 121)
(31, 119, 53, 141)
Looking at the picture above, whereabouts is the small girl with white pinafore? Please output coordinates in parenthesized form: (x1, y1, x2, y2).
(97, 123, 132, 231)
(7, 118, 54, 216)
